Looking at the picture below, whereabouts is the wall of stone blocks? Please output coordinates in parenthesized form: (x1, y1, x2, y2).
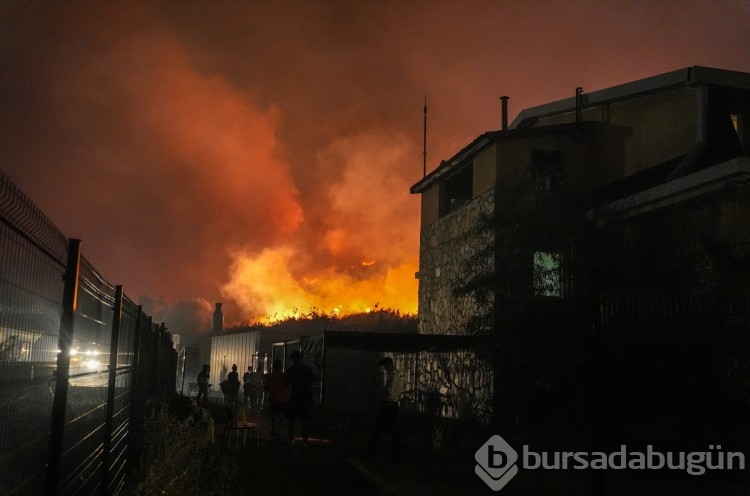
(415, 188, 496, 424)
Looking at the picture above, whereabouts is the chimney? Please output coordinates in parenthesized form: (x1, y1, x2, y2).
(500, 96, 509, 131)
(212, 303, 224, 333)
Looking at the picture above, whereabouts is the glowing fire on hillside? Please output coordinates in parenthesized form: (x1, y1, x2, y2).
(221, 246, 418, 322)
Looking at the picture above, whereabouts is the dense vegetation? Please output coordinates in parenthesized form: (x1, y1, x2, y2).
(228, 307, 418, 343)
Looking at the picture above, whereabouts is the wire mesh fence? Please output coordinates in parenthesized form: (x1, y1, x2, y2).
(0, 172, 176, 496)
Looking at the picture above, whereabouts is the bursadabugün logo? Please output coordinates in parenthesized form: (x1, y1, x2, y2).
(475, 435, 519, 491)
(475, 435, 746, 492)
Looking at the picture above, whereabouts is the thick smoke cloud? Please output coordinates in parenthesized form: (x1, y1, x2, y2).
(221, 130, 419, 319)
(139, 296, 215, 338)
(2, 1, 748, 335)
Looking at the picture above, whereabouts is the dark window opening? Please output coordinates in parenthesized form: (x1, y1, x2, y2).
(532, 149, 565, 192)
(730, 112, 749, 154)
(439, 164, 473, 216)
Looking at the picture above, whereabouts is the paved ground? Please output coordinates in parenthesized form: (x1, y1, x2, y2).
(206, 401, 379, 495)
(202, 394, 492, 496)
(199, 394, 750, 496)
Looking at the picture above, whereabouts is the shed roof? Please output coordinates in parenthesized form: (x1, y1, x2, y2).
(322, 330, 493, 353)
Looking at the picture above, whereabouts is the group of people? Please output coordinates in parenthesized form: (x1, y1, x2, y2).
(194, 350, 316, 450)
(213, 363, 269, 411)
(194, 353, 403, 461)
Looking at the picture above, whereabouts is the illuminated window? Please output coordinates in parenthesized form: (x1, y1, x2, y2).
(533, 251, 562, 297)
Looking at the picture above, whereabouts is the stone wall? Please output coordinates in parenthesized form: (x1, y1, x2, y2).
(417, 188, 494, 334)
(415, 188, 495, 425)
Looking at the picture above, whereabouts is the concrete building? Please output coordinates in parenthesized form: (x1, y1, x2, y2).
(409, 67, 750, 428)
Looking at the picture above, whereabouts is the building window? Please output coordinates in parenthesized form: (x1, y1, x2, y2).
(439, 163, 473, 217)
(731, 113, 748, 152)
(531, 149, 565, 192)
(533, 251, 562, 297)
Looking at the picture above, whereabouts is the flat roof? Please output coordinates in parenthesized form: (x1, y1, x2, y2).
(321, 330, 493, 353)
(592, 156, 750, 219)
(410, 66, 750, 195)
(410, 66, 750, 194)
(511, 66, 750, 129)
(410, 122, 597, 194)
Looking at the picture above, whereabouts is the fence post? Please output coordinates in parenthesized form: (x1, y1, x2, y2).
(148, 317, 155, 398)
(99, 285, 123, 495)
(126, 305, 144, 478)
(45, 238, 81, 496)
(590, 266, 606, 496)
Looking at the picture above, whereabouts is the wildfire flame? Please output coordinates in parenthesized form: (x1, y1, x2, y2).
(216, 129, 420, 324)
(221, 246, 417, 322)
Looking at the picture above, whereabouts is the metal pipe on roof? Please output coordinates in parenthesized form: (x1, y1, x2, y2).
(500, 96, 509, 131)
(576, 87, 584, 124)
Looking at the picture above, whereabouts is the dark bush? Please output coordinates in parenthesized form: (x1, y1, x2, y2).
(128, 408, 243, 496)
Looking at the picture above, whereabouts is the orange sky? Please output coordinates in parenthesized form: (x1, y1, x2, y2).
(2, 0, 749, 334)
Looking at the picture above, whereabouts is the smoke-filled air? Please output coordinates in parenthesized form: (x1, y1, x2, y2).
(2, 0, 748, 335)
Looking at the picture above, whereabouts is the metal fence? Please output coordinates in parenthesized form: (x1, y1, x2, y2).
(596, 279, 750, 494)
(0, 172, 177, 496)
(601, 278, 750, 341)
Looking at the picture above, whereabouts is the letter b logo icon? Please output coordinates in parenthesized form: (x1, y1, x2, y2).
(488, 445, 508, 469)
(475, 435, 519, 492)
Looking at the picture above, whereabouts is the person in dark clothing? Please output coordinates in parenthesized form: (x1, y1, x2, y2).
(266, 358, 289, 440)
(228, 364, 239, 384)
(284, 350, 313, 450)
(196, 364, 210, 405)
(225, 364, 240, 404)
(366, 356, 402, 463)
(243, 366, 253, 408)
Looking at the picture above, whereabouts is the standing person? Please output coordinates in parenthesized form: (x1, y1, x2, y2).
(196, 364, 210, 405)
(366, 357, 403, 463)
(225, 364, 240, 404)
(284, 350, 313, 451)
(250, 365, 264, 410)
(266, 359, 289, 440)
(243, 366, 253, 408)
(228, 364, 239, 384)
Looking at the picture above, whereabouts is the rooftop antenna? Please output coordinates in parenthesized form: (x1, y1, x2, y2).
(423, 96, 428, 177)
